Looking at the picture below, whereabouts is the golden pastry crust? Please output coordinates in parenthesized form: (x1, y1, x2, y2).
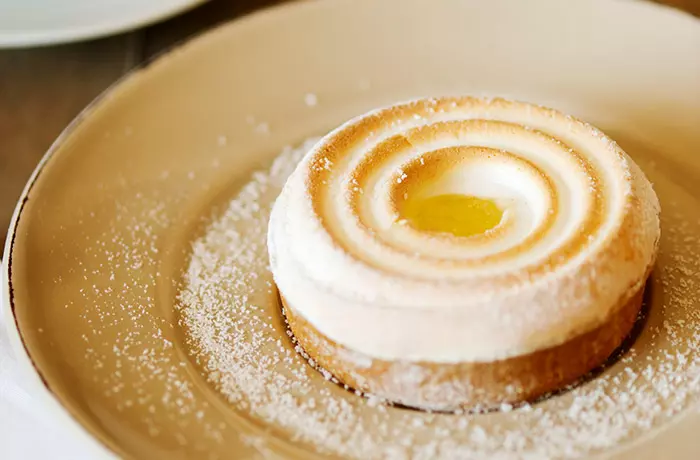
(282, 280, 647, 411)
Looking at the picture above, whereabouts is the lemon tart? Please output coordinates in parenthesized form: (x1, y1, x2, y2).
(267, 96, 660, 411)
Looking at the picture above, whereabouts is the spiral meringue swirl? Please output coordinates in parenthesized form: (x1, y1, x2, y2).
(268, 97, 660, 363)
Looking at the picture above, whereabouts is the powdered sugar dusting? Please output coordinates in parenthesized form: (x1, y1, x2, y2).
(64, 189, 224, 444)
(176, 140, 700, 459)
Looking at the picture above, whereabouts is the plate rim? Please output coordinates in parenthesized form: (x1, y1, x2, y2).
(0, 0, 355, 454)
(0, 1, 308, 455)
(1, 0, 699, 457)
(0, 54, 126, 458)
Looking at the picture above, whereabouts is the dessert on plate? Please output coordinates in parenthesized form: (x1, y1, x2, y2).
(267, 96, 660, 411)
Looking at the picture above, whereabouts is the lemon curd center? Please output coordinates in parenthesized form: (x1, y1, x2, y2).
(401, 194, 503, 237)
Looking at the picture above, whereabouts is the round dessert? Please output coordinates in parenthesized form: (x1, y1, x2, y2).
(267, 96, 661, 411)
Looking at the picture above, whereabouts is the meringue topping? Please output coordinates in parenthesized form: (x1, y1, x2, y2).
(268, 96, 660, 363)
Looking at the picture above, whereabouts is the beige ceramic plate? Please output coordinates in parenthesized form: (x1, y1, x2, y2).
(3, 0, 700, 458)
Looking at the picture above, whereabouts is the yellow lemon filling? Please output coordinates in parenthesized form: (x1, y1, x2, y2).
(401, 194, 503, 238)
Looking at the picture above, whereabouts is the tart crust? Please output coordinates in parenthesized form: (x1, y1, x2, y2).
(282, 280, 647, 411)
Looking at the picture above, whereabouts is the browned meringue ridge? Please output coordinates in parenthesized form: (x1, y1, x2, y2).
(267, 96, 661, 411)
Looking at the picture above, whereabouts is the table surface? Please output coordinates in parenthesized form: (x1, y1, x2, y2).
(0, 0, 698, 253)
